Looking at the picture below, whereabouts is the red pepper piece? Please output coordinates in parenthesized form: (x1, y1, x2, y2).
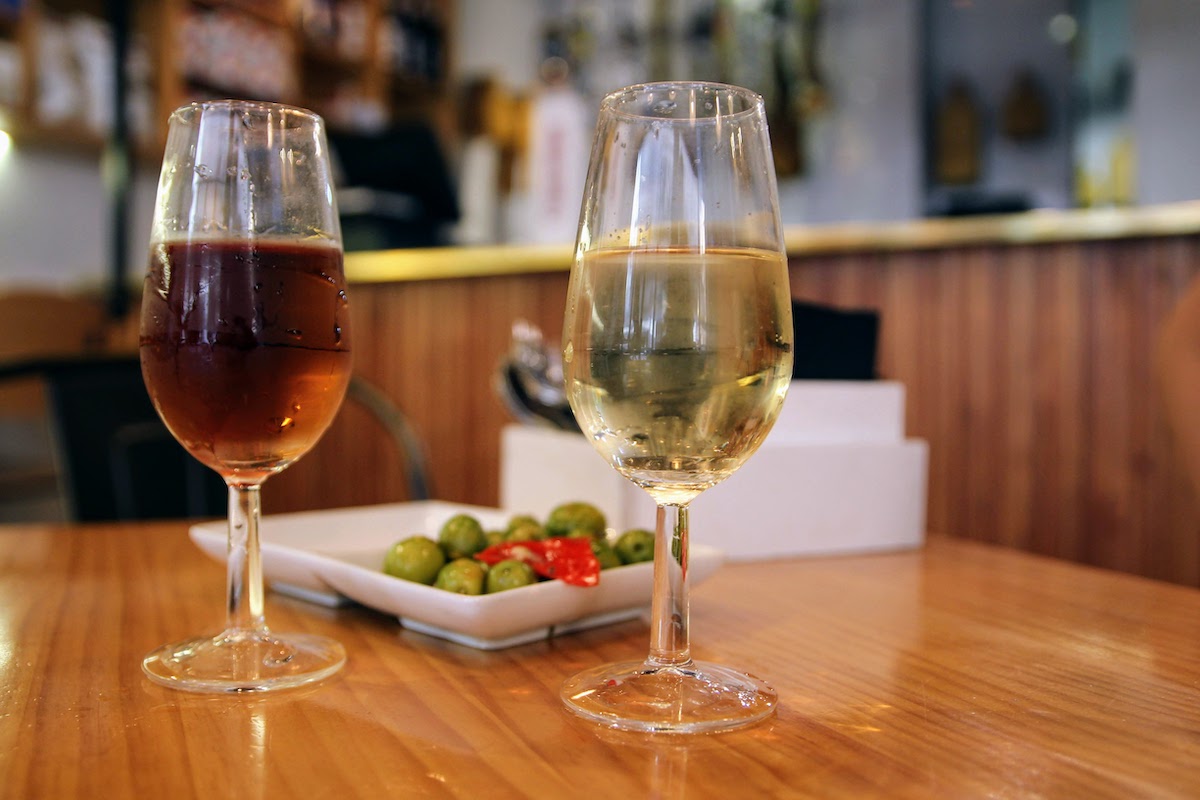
(475, 537, 601, 587)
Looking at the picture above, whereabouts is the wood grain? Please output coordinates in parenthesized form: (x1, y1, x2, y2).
(1, 522, 1198, 798)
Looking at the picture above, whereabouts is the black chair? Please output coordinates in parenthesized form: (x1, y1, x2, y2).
(0, 356, 430, 522)
(345, 374, 432, 502)
(108, 419, 226, 522)
(0, 356, 225, 522)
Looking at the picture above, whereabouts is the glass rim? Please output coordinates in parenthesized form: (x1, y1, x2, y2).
(168, 99, 324, 127)
(599, 81, 764, 123)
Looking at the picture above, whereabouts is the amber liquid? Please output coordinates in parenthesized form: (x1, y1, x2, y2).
(140, 238, 352, 483)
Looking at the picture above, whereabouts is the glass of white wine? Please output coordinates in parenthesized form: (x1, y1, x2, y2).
(561, 82, 794, 733)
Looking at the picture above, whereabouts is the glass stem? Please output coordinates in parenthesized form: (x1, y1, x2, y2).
(647, 502, 691, 668)
(226, 483, 266, 636)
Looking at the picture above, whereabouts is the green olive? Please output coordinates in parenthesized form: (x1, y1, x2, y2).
(485, 559, 538, 593)
(438, 514, 488, 560)
(504, 520, 547, 542)
(505, 513, 540, 533)
(590, 537, 622, 570)
(382, 536, 446, 584)
(615, 529, 655, 565)
(434, 558, 487, 595)
(544, 501, 607, 541)
(485, 530, 506, 547)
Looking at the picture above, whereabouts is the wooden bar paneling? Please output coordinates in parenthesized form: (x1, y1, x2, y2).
(789, 234, 1200, 587)
(268, 271, 572, 513)
(269, 234, 1200, 587)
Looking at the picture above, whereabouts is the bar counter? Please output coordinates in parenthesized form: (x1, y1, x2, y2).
(2, 521, 1198, 798)
(342, 201, 1200, 282)
(278, 201, 1200, 590)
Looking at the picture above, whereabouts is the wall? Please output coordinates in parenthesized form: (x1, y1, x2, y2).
(453, 0, 543, 92)
(453, 0, 1196, 225)
(454, 0, 924, 227)
(775, 0, 921, 224)
(0, 145, 156, 289)
(1133, 0, 1200, 204)
(924, 0, 1075, 212)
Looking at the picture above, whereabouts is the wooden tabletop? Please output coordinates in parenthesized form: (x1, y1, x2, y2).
(2, 522, 1199, 799)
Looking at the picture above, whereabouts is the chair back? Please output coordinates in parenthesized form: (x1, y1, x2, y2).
(0, 358, 430, 521)
(1, 356, 226, 522)
(347, 375, 431, 501)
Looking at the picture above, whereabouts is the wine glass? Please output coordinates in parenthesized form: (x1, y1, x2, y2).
(561, 82, 794, 732)
(139, 100, 352, 692)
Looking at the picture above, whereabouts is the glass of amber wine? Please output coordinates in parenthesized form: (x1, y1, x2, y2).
(139, 100, 352, 692)
(561, 82, 794, 732)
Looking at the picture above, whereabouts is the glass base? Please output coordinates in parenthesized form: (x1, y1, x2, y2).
(142, 629, 345, 693)
(561, 659, 777, 733)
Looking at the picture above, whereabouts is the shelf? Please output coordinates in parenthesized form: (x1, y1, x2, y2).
(183, 75, 291, 104)
(9, 117, 160, 163)
(4, 0, 454, 160)
(41, 0, 104, 17)
(299, 44, 371, 75)
(9, 119, 105, 154)
(390, 74, 442, 95)
(189, 0, 289, 28)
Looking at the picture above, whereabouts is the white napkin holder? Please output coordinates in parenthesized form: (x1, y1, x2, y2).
(500, 380, 928, 561)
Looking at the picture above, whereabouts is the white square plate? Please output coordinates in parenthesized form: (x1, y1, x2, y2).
(189, 501, 725, 650)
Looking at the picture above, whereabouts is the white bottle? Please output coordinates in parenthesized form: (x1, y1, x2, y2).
(523, 57, 590, 245)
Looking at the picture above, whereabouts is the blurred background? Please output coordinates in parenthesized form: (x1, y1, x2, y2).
(1, 0, 1197, 290)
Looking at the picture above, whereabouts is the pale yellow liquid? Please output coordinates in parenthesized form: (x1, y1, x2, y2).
(564, 247, 794, 505)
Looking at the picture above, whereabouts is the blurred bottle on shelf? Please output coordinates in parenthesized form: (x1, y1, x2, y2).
(518, 57, 589, 245)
